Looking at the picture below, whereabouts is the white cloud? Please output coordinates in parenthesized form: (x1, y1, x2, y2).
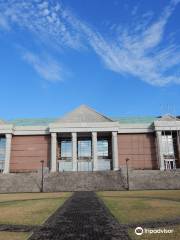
(0, 0, 180, 86)
(0, 0, 83, 50)
(22, 51, 63, 82)
(71, 0, 180, 86)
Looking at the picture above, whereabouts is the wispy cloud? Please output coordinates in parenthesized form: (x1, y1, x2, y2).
(22, 51, 63, 82)
(0, 0, 180, 86)
(75, 0, 180, 86)
(0, 0, 82, 49)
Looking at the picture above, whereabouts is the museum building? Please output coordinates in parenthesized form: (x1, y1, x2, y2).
(0, 105, 180, 174)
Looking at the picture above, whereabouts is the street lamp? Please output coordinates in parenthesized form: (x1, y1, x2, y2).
(126, 158, 130, 190)
(40, 160, 44, 193)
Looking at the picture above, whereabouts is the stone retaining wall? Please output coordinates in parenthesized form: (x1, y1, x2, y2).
(0, 171, 126, 193)
(0, 170, 180, 193)
(127, 170, 180, 190)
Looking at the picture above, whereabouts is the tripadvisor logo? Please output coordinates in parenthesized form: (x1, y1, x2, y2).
(135, 226, 174, 235)
(135, 227, 143, 236)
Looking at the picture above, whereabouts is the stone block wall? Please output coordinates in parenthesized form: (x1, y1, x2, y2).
(127, 170, 180, 190)
(0, 170, 180, 193)
(0, 171, 126, 193)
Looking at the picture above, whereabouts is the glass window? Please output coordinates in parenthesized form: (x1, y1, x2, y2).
(78, 140, 91, 158)
(162, 135, 174, 156)
(97, 139, 108, 158)
(61, 140, 72, 158)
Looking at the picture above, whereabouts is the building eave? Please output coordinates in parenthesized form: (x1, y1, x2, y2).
(0, 124, 13, 134)
(118, 123, 154, 133)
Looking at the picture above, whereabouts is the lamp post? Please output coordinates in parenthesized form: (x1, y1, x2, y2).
(126, 158, 130, 190)
(40, 160, 44, 193)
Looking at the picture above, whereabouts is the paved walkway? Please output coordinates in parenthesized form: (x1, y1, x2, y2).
(29, 192, 130, 240)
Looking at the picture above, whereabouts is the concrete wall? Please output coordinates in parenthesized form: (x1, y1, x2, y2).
(118, 133, 158, 170)
(126, 170, 180, 190)
(10, 135, 51, 172)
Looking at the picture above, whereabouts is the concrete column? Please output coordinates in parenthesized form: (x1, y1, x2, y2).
(72, 132, 77, 171)
(51, 133, 57, 172)
(112, 131, 119, 171)
(92, 132, 98, 171)
(177, 131, 180, 164)
(3, 134, 12, 174)
(156, 131, 165, 171)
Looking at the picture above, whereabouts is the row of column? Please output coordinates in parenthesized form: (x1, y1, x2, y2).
(51, 131, 119, 172)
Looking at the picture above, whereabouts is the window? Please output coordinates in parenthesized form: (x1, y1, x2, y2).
(61, 140, 72, 159)
(97, 139, 108, 158)
(162, 135, 174, 156)
(78, 140, 91, 158)
(0, 137, 6, 172)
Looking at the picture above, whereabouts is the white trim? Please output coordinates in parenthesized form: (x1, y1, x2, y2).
(50, 127, 119, 133)
(13, 126, 49, 135)
(118, 123, 154, 133)
(154, 120, 180, 131)
(156, 131, 165, 171)
(72, 132, 77, 171)
(51, 133, 57, 172)
(49, 122, 120, 133)
(2, 119, 180, 135)
(112, 131, 119, 171)
(92, 132, 98, 171)
(3, 134, 12, 174)
(0, 124, 13, 134)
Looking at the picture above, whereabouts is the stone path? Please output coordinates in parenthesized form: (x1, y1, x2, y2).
(29, 191, 130, 240)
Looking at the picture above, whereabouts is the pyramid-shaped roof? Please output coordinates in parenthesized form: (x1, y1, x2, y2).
(56, 105, 113, 123)
(158, 114, 179, 121)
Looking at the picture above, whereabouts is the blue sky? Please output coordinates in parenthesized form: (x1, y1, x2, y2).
(0, 0, 180, 119)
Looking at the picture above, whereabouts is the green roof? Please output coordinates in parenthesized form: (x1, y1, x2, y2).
(7, 116, 158, 126)
(112, 116, 158, 124)
(9, 118, 57, 126)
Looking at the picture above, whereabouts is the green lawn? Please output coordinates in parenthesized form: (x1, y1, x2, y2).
(0, 192, 71, 226)
(98, 190, 180, 224)
(129, 225, 180, 240)
(0, 231, 30, 240)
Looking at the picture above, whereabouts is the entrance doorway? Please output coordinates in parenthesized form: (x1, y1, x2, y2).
(164, 159, 176, 170)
